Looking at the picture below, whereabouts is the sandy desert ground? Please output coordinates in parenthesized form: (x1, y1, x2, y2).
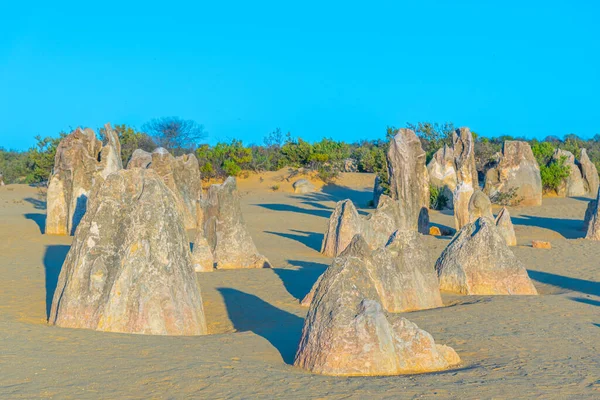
(0, 171, 599, 399)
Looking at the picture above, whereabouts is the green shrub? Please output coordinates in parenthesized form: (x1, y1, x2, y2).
(531, 141, 555, 166)
(490, 187, 522, 205)
(429, 185, 448, 210)
(540, 156, 570, 193)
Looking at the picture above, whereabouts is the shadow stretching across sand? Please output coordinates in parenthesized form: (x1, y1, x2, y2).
(569, 297, 600, 307)
(24, 213, 46, 234)
(512, 215, 584, 239)
(24, 196, 47, 210)
(254, 203, 333, 219)
(43, 245, 70, 319)
(265, 229, 323, 251)
(217, 288, 304, 365)
(272, 260, 328, 301)
(527, 270, 599, 297)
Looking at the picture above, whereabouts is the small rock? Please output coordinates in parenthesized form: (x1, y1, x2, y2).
(532, 240, 551, 249)
(292, 179, 315, 194)
(429, 226, 442, 236)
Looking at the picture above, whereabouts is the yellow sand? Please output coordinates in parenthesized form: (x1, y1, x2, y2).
(0, 172, 598, 399)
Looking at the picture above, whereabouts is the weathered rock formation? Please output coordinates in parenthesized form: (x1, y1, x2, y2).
(552, 149, 586, 197)
(0, 173, 5, 186)
(585, 190, 600, 240)
(46, 125, 123, 235)
(495, 207, 517, 246)
(201, 177, 270, 269)
(427, 144, 457, 208)
(49, 169, 207, 335)
(191, 204, 215, 272)
(386, 128, 429, 232)
(149, 148, 202, 229)
(483, 141, 542, 206)
(127, 149, 153, 169)
(435, 217, 537, 295)
(306, 230, 442, 312)
(372, 175, 384, 207)
(321, 195, 427, 257)
(453, 127, 477, 229)
(295, 236, 460, 376)
(578, 149, 599, 195)
(468, 190, 494, 223)
(292, 179, 315, 194)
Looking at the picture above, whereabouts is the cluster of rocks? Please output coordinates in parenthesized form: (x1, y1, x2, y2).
(47, 129, 269, 336)
(321, 195, 427, 257)
(545, 148, 599, 198)
(295, 235, 459, 376)
(46, 124, 122, 235)
(306, 230, 442, 312)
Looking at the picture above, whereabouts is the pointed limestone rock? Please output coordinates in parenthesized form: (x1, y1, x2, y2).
(484, 141, 542, 206)
(585, 189, 600, 240)
(305, 231, 442, 312)
(552, 149, 586, 197)
(386, 128, 429, 232)
(427, 144, 457, 208)
(49, 169, 207, 335)
(435, 217, 537, 295)
(495, 207, 517, 246)
(203, 177, 270, 269)
(295, 236, 459, 376)
(46, 126, 123, 235)
(191, 202, 215, 272)
(453, 127, 477, 229)
(320, 195, 423, 257)
(149, 148, 203, 229)
(578, 149, 599, 195)
(468, 190, 494, 223)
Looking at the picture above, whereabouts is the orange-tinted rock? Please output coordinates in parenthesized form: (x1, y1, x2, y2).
(49, 169, 207, 335)
(532, 240, 551, 249)
(435, 217, 538, 295)
(429, 226, 442, 236)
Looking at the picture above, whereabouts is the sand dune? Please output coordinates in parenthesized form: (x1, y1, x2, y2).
(0, 173, 598, 398)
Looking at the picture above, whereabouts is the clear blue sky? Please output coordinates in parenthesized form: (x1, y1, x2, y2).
(1, 1, 599, 150)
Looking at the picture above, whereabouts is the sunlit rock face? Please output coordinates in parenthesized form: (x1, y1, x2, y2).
(453, 127, 477, 230)
(484, 141, 542, 206)
(386, 128, 430, 233)
(295, 236, 460, 376)
(427, 144, 457, 208)
(46, 124, 123, 236)
(201, 177, 271, 270)
(306, 230, 442, 313)
(49, 169, 207, 336)
(435, 217, 538, 295)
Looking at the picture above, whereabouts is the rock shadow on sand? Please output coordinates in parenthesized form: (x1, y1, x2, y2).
(265, 230, 323, 251)
(217, 288, 304, 365)
(24, 197, 47, 210)
(528, 270, 599, 297)
(24, 213, 46, 234)
(511, 215, 584, 239)
(43, 245, 70, 319)
(272, 260, 328, 301)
